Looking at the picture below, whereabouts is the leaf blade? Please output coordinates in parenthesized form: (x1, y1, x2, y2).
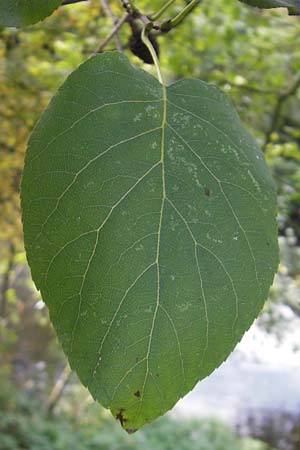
(0, 0, 62, 27)
(239, 0, 300, 15)
(21, 52, 278, 431)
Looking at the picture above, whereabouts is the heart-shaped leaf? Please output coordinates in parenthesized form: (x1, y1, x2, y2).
(0, 0, 62, 27)
(21, 52, 278, 431)
(239, 0, 300, 14)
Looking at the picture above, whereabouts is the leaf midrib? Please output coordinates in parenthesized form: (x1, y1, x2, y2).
(136, 82, 168, 412)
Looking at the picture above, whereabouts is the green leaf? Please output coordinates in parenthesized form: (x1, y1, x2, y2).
(239, 0, 300, 14)
(0, 0, 62, 27)
(21, 52, 278, 432)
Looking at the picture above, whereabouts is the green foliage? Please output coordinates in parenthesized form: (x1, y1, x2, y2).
(21, 51, 278, 430)
(0, 385, 270, 450)
(0, 0, 62, 27)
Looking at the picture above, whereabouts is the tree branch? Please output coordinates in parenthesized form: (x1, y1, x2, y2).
(95, 13, 128, 53)
(99, 0, 123, 51)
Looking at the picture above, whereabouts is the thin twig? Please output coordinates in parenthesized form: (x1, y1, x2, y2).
(95, 13, 129, 53)
(0, 242, 15, 318)
(47, 365, 72, 415)
(223, 81, 278, 95)
(121, 0, 136, 15)
(101, 0, 117, 22)
(99, 0, 123, 51)
(262, 70, 300, 151)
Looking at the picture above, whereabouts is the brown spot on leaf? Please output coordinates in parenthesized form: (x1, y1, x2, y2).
(134, 390, 141, 398)
(116, 409, 127, 427)
(204, 187, 211, 197)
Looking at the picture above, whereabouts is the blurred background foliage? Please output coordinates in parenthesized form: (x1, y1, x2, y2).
(0, 0, 299, 448)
